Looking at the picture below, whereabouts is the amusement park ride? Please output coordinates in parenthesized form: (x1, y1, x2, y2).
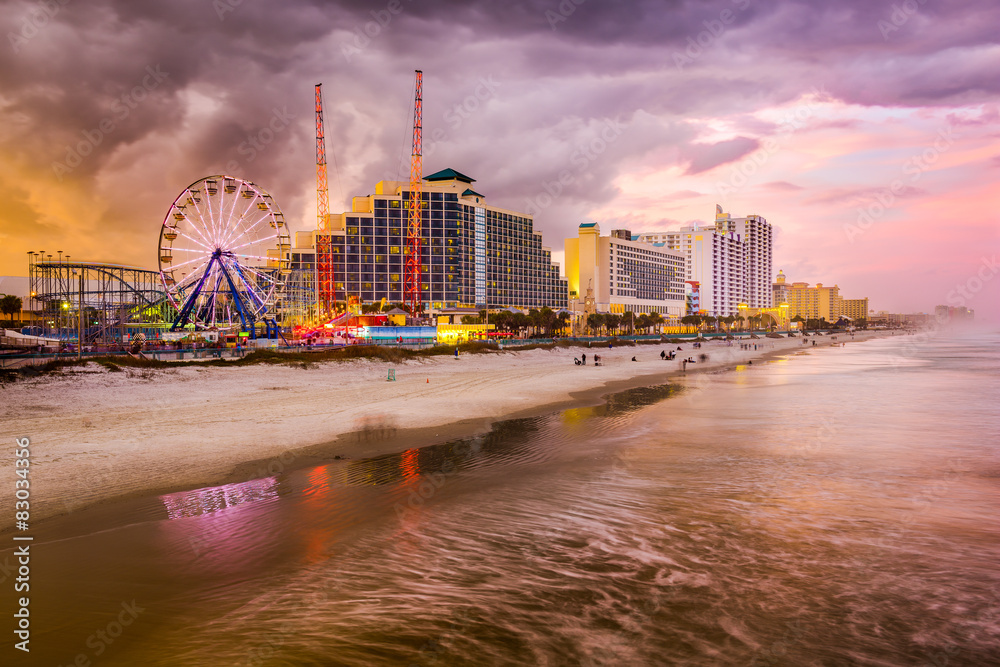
(404, 69, 423, 317)
(20, 72, 466, 349)
(158, 70, 426, 339)
(157, 175, 290, 335)
(314, 82, 338, 322)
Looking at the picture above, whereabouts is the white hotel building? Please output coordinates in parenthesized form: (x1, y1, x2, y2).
(637, 206, 774, 317)
(714, 207, 773, 309)
(564, 223, 686, 317)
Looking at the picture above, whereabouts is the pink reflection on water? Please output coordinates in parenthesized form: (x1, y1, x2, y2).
(160, 476, 279, 520)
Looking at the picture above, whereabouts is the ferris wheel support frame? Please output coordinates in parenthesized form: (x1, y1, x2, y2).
(159, 175, 289, 336)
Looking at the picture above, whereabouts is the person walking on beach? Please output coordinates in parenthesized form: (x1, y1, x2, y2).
(660, 350, 665, 360)
(582, 352, 587, 366)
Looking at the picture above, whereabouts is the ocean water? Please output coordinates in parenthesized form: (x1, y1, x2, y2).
(7, 330, 1000, 666)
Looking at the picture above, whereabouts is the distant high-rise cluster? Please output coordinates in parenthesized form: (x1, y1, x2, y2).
(562, 206, 888, 327)
(282, 169, 894, 328)
(770, 271, 869, 323)
(935, 305, 975, 322)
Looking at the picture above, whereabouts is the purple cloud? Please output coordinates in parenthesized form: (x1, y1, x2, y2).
(684, 137, 760, 175)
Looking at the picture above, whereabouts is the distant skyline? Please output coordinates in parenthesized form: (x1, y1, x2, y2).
(0, 0, 997, 319)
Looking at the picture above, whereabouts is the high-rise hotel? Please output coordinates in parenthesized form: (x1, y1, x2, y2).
(713, 207, 773, 309)
(285, 168, 567, 312)
(637, 206, 773, 317)
(564, 223, 687, 318)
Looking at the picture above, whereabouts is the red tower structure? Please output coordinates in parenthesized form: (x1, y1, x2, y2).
(314, 83, 336, 320)
(403, 70, 423, 316)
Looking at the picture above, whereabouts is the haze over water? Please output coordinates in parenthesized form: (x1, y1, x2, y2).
(12, 331, 1000, 666)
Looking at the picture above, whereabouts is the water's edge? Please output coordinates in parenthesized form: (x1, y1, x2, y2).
(9, 335, 885, 536)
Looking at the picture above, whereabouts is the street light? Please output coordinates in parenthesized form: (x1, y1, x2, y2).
(61, 301, 69, 343)
(27, 251, 34, 333)
(74, 269, 82, 360)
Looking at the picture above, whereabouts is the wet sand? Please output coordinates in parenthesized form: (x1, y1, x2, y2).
(0, 331, 888, 531)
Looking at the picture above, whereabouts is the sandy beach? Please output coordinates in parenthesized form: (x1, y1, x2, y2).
(1, 332, 888, 530)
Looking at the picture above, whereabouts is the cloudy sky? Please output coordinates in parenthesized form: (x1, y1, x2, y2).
(1, 0, 997, 317)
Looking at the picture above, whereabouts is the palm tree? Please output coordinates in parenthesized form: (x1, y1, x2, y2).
(555, 311, 570, 335)
(491, 310, 512, 334)
(622, 311, 635, 335)
(1, 294, 22, 328)
(586, 313, 605, 335)
(513, 312, 530, 337)
(648, 312, 664, 334)
(606, 313, 622, 335)
(539, 306, 556, 336)
(791, 314, 805, 331)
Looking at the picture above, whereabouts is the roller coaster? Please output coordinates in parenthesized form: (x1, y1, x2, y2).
(26, 253, 175, 346)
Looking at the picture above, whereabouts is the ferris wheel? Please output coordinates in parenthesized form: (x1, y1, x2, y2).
(158, 175, 290, 331)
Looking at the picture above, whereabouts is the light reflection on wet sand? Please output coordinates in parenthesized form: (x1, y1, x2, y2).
(5, 332, 999, 666)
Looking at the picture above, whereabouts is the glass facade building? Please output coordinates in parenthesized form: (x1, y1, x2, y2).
(289, 169, 567, 312)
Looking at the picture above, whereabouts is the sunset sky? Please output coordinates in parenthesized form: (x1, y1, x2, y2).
(1, 0, 997, 318)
